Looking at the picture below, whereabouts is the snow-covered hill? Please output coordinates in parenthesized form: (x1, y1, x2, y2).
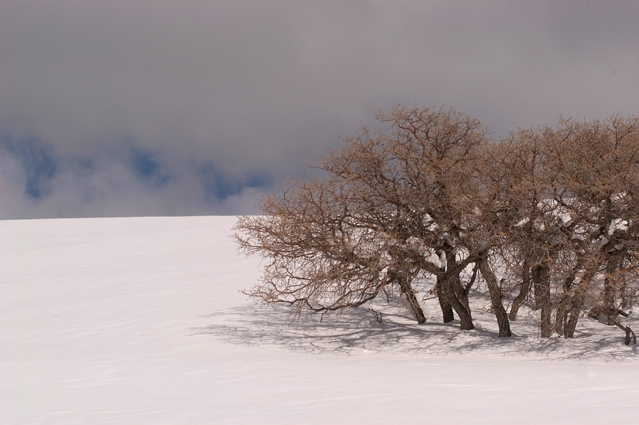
(2, 216, 638, 424)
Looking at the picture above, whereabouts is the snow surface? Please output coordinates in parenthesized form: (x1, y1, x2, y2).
(2, 216, 639, 424)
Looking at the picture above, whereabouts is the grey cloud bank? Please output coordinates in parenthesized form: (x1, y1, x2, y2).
(1, 1, 638, 219)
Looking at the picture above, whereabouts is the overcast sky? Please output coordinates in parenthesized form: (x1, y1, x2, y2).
(1, 1, 638, 219)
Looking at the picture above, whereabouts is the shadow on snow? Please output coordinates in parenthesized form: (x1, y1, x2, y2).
(193, 298, 639, 361)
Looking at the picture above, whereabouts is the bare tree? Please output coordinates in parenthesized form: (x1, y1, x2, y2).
(550, 116, 639, 339)
(235, 106, 639, 343)
(326, 106, 495, 331)
(235, 178, 397, 318)
(488, 116, 639, 340)
(236, 106, 510, 333)
(483, 128, 567, 337)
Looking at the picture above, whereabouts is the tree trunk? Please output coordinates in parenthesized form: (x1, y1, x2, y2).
(564, 302, 581, 338)
(436, 278, 455, 323)
(603, 253, 621, 311)
(509, 260, 530, 321)
(397, 275, 426, 324)
(553, 263, 581, 335)
(440, 273, 474, 330)
(451, 273, 472, 321)
(554, 297, 569, 336)
(564, 269, 595, 338)
(442, 249, 474, 330)
(532, 263, 552, 337)
(477, 257, 511, 337)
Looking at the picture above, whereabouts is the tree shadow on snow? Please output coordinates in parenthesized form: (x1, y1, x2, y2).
(192, 300, 639, 361)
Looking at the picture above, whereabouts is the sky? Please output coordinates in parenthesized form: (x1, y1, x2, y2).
(1, 1, 639, 219)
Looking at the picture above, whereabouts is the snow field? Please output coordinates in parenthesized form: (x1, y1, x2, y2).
(1, 216, 638, 424)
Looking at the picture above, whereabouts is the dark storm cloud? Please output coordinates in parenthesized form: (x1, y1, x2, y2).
(1, 0, 639, 218)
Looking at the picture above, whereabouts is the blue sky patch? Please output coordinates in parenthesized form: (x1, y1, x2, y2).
(0, 136, 58, 200)
(130, 147, 171, 188)
(196, 162, 271, 202)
